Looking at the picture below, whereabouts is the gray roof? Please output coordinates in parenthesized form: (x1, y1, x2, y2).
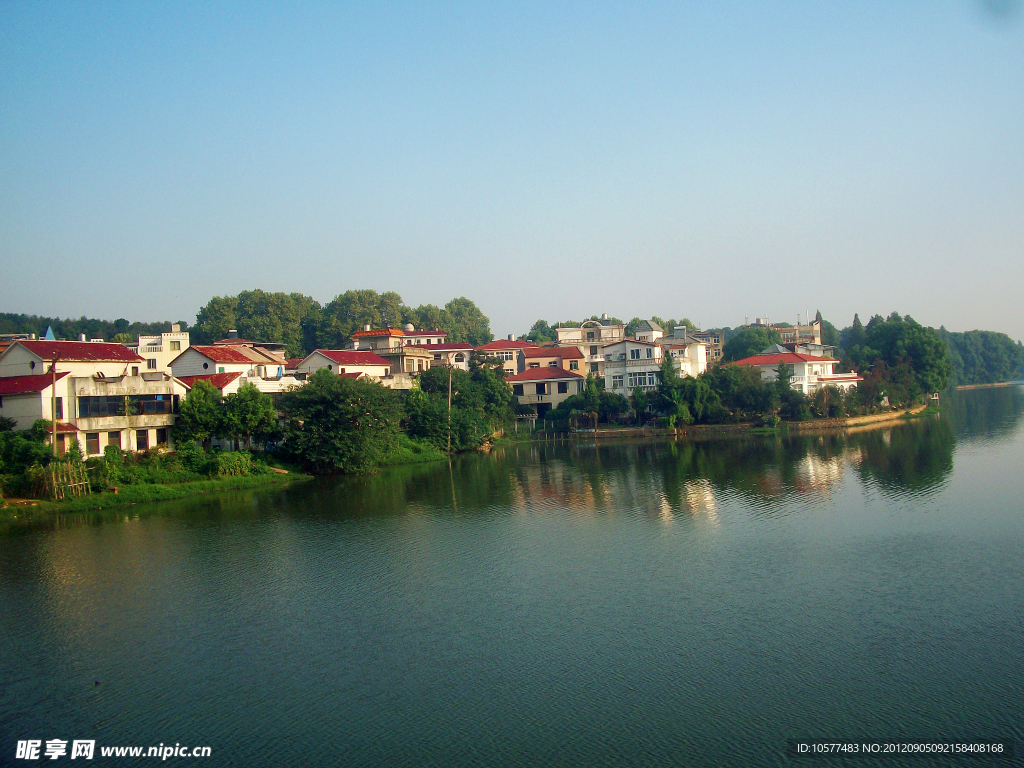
(636, 319, 663, 333)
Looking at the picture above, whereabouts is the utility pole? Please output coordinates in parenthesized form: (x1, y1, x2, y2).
(447, 360, 453, 454)
(49, 355, 60, 457)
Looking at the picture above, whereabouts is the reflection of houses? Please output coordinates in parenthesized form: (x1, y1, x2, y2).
(475, 338, 539, 376)
(730, 346, 862, 394)
(0, 340, 187, 455)
(519, 346, 584, 373)
(507, 368, 585, 417)
(555, 314, 626, 375)
(602, 340, 663, 394)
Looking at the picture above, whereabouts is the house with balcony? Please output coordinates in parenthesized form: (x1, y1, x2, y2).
(349, 326, 434, 380)
(507, 368, 585, 417)
(421, 342, 474, 371)
(519, 345, 585, 374)
(729, 347, 862, 395)
(0, 340, 188, 455)
(601, 340, 664, 395)
(125, 324, 191, 373)
(653, 327, 710, 378)
(555, 315, 626, 376)
(475, 338, 539, 376)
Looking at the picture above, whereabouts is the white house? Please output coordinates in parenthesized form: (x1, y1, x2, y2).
(506, 368, 585, 418)
(730, 349, 862, 395)
(0, 340, 188, 455)
(602, 340, 664, 394)
(126, 324, 191, 374)
(556, 315, 626, 376)
(421, 342, 474, 371)
(295, 350, 393, 379)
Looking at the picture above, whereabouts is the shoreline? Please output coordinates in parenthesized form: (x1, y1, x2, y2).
(954, 381, 1020, 391)
(1, 472, 312, 522)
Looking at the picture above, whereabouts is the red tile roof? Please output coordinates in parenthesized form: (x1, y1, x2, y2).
(187, 345, 261, 364)
(10, 340, 144, 363)
(352, 327, 406, 338)
(311, 350, 392, 367)
(522, 346, 584, 359)
(175, 372, 244, 391)
(50, 422, 79, 434)
(0, 372, 70, 395)
(340, 372, 366, 379)
(285, 358, 304, 369)
(730, 353, 839, 367)
(506, 368, 586, 382)
(475, 339, 538, 351)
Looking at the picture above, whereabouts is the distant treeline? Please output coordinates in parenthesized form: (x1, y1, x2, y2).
(1, 289, 493, 358)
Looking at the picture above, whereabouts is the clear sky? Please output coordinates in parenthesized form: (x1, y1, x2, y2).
(2, 1, 1022, 340)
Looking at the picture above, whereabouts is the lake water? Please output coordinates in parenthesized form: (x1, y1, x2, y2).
(2, 387, 1023, 767)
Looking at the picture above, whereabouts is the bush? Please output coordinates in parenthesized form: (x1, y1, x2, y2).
(208, 451, 253, 477)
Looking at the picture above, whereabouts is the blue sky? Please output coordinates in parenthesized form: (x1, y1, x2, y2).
(2, 1, 1022, 339)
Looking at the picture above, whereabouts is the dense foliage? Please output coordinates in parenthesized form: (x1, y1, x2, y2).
(0, 312, 185, 343)
(721, 326, 783, 362)
(173, 381, 278, 449)
(937, 328, 1023, 385)
(279, 369, 404, 474)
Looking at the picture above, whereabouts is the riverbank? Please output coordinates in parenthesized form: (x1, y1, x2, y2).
(955, 381, 1019, 391)
(0, 472, 310, 521)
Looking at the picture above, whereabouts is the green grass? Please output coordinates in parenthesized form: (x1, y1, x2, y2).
(900, 404, 940, 420)
(379, 435, 448, 467)
(1, 472, 310, 520)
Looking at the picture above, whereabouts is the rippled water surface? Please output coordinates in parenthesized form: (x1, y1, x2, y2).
(2, 387, 1024, 767)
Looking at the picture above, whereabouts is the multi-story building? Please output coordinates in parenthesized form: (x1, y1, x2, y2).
(506, 368, 586, 417)
(422, 342, 474, 371)
(519, 346, 585, 374)
(349, 326, 433, 379)
(686, 329, 724, 363)
(125, 324, 191, 374)
(0, 340, 187, 455)
(475, 338, 539, 376)
(555, 314, 626, 376)
(601, 340, 664, 395)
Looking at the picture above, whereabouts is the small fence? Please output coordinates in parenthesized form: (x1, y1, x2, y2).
(37, 462, 92, 501)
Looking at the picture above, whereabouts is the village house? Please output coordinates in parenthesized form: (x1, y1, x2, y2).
(653, 326, 710, 377)
(730, 345, 862, 394)
(475, 337, 539, 376)
(349, 326, 433, 379)
(555, 315, 626, 375)
(421, 342, 474, 371)
(0, 339, 188, 455)
(294, 350, 392, 379)
(125, 324, 191, 373)
(519, 345, 585, 373)
(601, 339, 664, 394)
(169, 341, 306, 397)
(506, 367, 586, 418)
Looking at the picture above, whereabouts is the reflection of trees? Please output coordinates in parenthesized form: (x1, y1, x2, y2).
(848, 418, 954, 494)
(939, 386, 1024, 444)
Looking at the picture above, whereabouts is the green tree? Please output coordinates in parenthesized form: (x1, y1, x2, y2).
(193, 295, 239, 344)
(173, 380, 223, 446)
(280, 370, 402, 474)
(815, 310, 840, 347)
(317, 289, 406, 349)
(441, 297, 492, 345)
(525, 319, 558, 342)
(721, 326, 783, 362)
(222, 383, 279, 449)
(864, 313, 952, 396)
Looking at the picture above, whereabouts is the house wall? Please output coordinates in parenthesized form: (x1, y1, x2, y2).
(132, 332, 191, 373)
(0, 391, 47, 430)
(512, 378, 584, 413)
(296, 352, 390, 378)
(170, 349, 254, 378)
(0, 345, 142, 379)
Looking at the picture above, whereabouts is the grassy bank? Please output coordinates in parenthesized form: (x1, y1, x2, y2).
(380, 435, 449, 467)
(1, 472, 309, 520)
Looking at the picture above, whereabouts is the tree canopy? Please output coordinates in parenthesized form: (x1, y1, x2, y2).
(721, 326, 783, 362)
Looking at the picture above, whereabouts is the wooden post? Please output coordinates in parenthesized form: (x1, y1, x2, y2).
(447, 362, 453, 454)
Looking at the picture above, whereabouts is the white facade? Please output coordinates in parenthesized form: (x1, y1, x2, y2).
(127, 326, 191, 374)
(732, 353, 862, 395)
(602, 340, 663, 394)
(556, 318, 626, 376)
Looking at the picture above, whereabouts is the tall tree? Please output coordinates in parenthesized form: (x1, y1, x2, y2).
(721, 327, 783, 362)
(173, 380, 223, 446)
(222, 383, 279, 449)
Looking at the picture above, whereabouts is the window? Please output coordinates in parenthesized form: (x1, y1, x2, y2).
(433, 354, 442, 360)
(108, 431, 121, 449)
(147, 359, 157, 369)
(170, 341, 181, 351)
(202, 362, 209, 370)
(557, 382, 568, 394)
(55, 397, 63, 420)
(85, 433, 100, 455)
(630, 348, 640, 360)
(548, 361, 558, 367)
(587, 332, 595, 341)
(454, 353, 465, 363)
(613, 375, 624, 388)
(646, 348, 653, 358)
(569, 360, 578, 370)
(535, 383, 547, 395)
(513, 384, 524, 396)
(529, 363, 540, 369)
(136, 429, 149, 450)
(218, 367, 225, 374)
(79, 396, 126, 418)
(590, 345, 598, 356)
(156, 428, 168, 446)
(590, 363, 599, 373)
